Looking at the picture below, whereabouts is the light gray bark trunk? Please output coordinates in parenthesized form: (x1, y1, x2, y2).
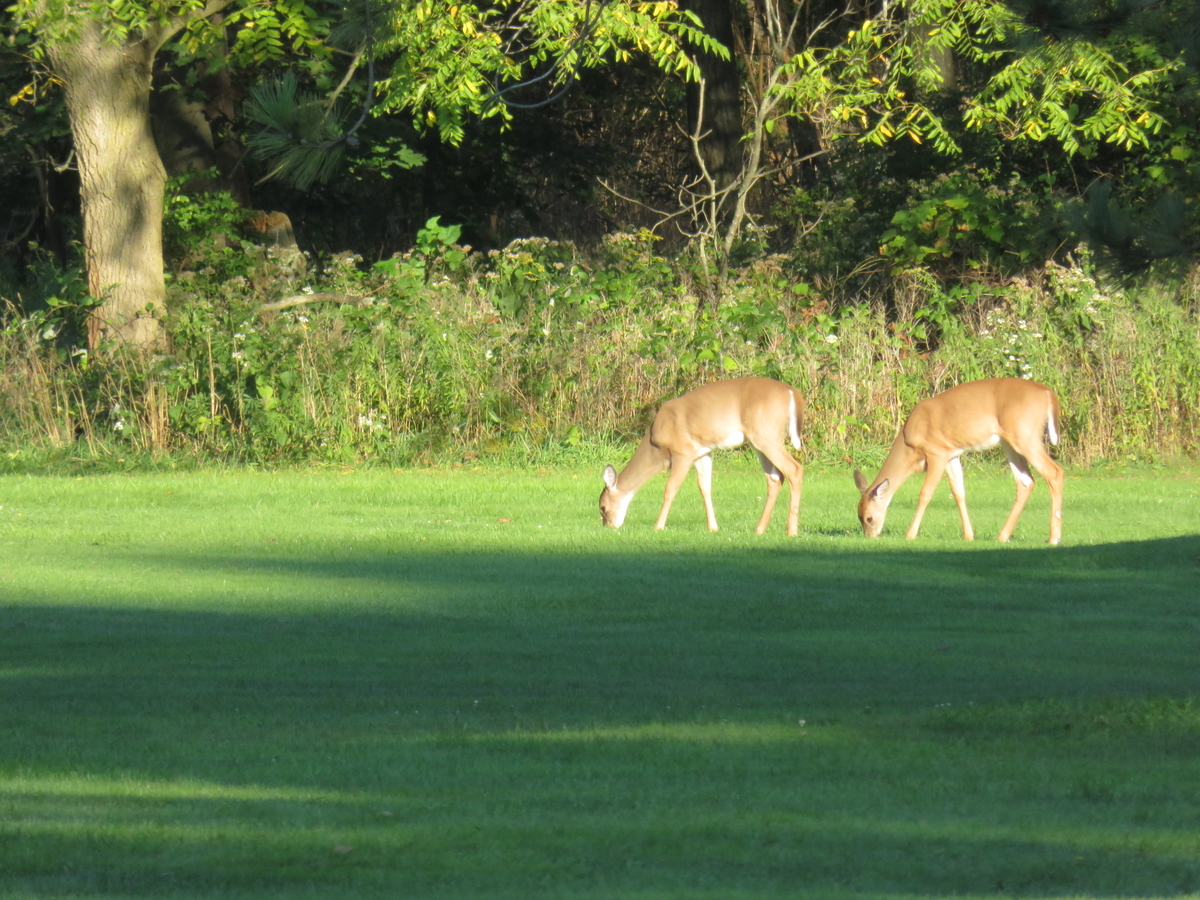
(49, 18, 167, 350)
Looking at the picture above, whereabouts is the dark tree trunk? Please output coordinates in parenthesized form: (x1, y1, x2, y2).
(151, 18, 252, 206)
(680, 0, 743, 192)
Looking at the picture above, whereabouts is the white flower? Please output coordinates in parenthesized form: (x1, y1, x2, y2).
(824, 334, 838, 344)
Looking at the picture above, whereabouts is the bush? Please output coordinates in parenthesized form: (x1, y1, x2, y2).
(1, 233, 1197, 470)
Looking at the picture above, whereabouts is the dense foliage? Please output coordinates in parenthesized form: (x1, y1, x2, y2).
(1, 208, 1196, 470)
(2, 0, 1198, 465)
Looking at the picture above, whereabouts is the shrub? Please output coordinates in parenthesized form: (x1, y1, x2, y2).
(0, 233, 1196, 470)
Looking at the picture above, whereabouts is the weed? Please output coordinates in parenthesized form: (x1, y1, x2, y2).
(1, 242, 1197, 469)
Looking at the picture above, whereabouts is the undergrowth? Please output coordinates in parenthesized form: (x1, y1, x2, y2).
(1, 218, 1198, 471)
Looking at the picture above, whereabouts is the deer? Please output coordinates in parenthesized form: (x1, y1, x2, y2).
(853, 377, 1064, 544)
(600, 377, 805, 536)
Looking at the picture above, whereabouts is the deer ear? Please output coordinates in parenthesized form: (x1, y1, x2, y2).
(868, 478, 889, 501)
(853, 470, 869, 493)
(603, 465, 619, 490)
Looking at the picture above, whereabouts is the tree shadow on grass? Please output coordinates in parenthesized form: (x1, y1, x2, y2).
(1, 536, 1198, 897)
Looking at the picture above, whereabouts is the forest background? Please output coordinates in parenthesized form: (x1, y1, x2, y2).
(1, 0, 1198, 472)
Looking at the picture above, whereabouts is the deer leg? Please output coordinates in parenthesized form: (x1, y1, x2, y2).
(944, 456, 975, 541)
(997, 446, 1036, 542)
(754, 452, 783, 535)
(693, 453, 720, 532)
(907, 458, 947, 539)
(757, 446, 803, 536)
(655, 456, 695, 531)
(783, 457, 804, 538)
(1025, 446, 1064, 545)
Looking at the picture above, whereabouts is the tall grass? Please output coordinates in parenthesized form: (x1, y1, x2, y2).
(1, 234, 1198, 469)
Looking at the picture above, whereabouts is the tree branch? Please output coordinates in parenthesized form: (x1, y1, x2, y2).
(260, 292, 371, 312)
(153, 0, 240, 54)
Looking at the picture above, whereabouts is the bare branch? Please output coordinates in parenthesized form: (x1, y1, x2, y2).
(595, 180, 677, 220)
(260, 292, 370, 312)
(327, 46, 366, 112)
(484, 0, 606, 112)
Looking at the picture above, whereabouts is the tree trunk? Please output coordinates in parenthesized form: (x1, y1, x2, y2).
(680, 0, 743, 192)
(910, 23, 957, 93)
(151, 17, 253, 207)
(48, 19, 167, 350)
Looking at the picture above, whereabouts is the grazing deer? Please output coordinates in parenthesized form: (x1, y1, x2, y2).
(853, 377, 1064, 543)
(601, 377, 805, 535)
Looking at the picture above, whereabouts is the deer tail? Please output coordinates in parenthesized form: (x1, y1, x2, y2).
(788, 388, 803, 449)
(1046, 391, 1061, 446)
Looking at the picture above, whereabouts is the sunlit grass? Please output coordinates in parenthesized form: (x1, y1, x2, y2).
(1, 463, 1198, 898)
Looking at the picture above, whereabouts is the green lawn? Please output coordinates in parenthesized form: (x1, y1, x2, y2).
(1, 462, 1198, 899)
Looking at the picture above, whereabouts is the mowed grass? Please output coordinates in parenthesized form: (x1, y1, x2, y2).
(0, 460, 1198, 899)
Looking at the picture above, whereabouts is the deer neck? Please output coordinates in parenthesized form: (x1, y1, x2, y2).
(614, 432, 671, 496)
(871, 432, 925, 504)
